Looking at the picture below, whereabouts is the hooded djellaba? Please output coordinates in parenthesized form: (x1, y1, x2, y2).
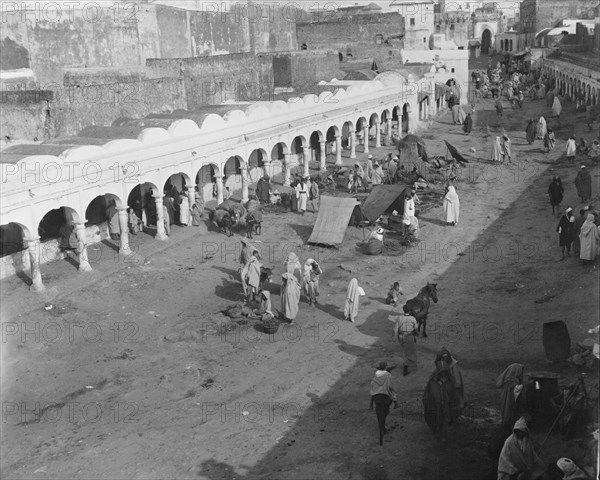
(497, 417, 546, 480)
(434, 347, 465, 410)
(574, 166, 592, 203)
(496, 363, 526, 431)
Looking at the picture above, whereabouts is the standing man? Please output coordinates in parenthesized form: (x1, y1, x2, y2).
(388, 156, 399, 184)
(403, 191, 416, 231)
(309, 179, 320, 213)
(392, 306, 419, 376)
(556, 207, 575, 260)
(462, 113, 473, 135)
(295, 178, 309, 215)
(525, 119, 536, 145)
(105, 199, 121, 240)
(574, 165, 592, 202)
(501, 134, 512, 163)
(566, 136, 577, 165)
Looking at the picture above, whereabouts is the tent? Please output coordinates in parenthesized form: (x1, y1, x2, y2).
(361, 185, 409, 222)
(308, 196, 362, 246)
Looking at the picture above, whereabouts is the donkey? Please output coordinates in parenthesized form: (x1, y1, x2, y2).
(403, 283, 438, 338)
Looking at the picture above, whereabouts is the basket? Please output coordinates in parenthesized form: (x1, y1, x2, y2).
(262, 320, 280, 334)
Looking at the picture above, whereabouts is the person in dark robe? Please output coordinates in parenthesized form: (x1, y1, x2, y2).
(105, 199, 120, 240)
(434, 347, 465, 412)
(289, 175, 300, 212)
(525, 119, 536, 144)
(495, 99, 504, 117)
(144, 191, 157, 226)
(422, 366, 457, 433)
(256, 175, 271, 203)
(58, 223, 78, 257)
(462, 113, 473, 134)
(556, 207, 575, 260)
(547, 176, 563, 215)
(574, 166, 592, 203)
(496, 363, 525, 432)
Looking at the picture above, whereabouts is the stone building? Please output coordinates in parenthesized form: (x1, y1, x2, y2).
(390, 0, 436, 50)
(0, 73, 443, 288)
(541, 21, 600, 106)
(518, 0, 599, 50)
(0, 1, 344, 143)
(296, 12, 406, 69)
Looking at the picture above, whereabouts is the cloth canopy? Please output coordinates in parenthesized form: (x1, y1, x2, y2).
(361, 185, 409, 222)
(308, 196, 361, 246)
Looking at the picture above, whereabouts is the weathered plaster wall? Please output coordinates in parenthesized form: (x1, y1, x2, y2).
(296, 13, 405, 63)
(0, 2, 296, 83)
(1, 71, 185, 142)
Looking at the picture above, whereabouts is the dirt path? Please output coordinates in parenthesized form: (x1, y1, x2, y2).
(1, 85, 598, 480)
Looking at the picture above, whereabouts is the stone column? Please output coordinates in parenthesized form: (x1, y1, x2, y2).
(74, 222, 92, 272)
(187, 187, 195, 212)
(302, 146, 310, 178)
(26, 236, 44, 292)
(154, 195, 168, 240)
(349, 130, 356, 159)
(335, 135, 342, 166)
(117, 207, 132, 255)
(319, 141, 327, 171)
(241, 170, 249, 203)
(375, 122, 381, 148)
(363, 129, 370, 153)
(215, 176, 224, 204)
(386, 118, 392, 146)
(283, 154, 291, 186)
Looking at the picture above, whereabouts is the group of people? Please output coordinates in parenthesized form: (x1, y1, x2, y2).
(238, 247, 324, 324)
(555, 206, 599, 271)
(369, 346, 465, 433)
(289, 174, 320, 215)
(495, 363, 594, 480)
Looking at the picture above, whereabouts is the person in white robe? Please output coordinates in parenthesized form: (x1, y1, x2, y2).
(443, 186, 460, 225)
(403, 193, 416, 226)
(491, 136, 502, 162)
(295, 179, 309, 214)
(536, 116, 547, 139)
(552, 96, 562, 118)
(179, 192, 190, 226)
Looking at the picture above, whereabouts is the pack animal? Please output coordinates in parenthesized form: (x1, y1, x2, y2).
(211, 209, 235, 237)
(402, 283, 438, 337)
(259, 267, 272, 290)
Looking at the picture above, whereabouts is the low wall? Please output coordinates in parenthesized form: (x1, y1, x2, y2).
(0, 223, 109, 281)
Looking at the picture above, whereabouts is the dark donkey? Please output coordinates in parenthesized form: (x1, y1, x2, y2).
(403, 283, 438, 337)
(370, 363, 397, 446)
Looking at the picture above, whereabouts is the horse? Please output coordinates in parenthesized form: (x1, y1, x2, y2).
(403, 283, 438, 338)
(372, 393, 393, 446)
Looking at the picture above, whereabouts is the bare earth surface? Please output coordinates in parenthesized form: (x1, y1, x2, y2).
(1, 78, 599, 480)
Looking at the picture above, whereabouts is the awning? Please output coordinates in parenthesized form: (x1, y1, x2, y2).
(307, 196, 361, 246)
(361, 185, 409, 222)
(418, 91, 429, 102)
(468, 39, 481, 47)
(512, 50, 530, 57)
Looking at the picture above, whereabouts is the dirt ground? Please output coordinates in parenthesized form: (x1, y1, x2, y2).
(1, 63, 599, 480)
